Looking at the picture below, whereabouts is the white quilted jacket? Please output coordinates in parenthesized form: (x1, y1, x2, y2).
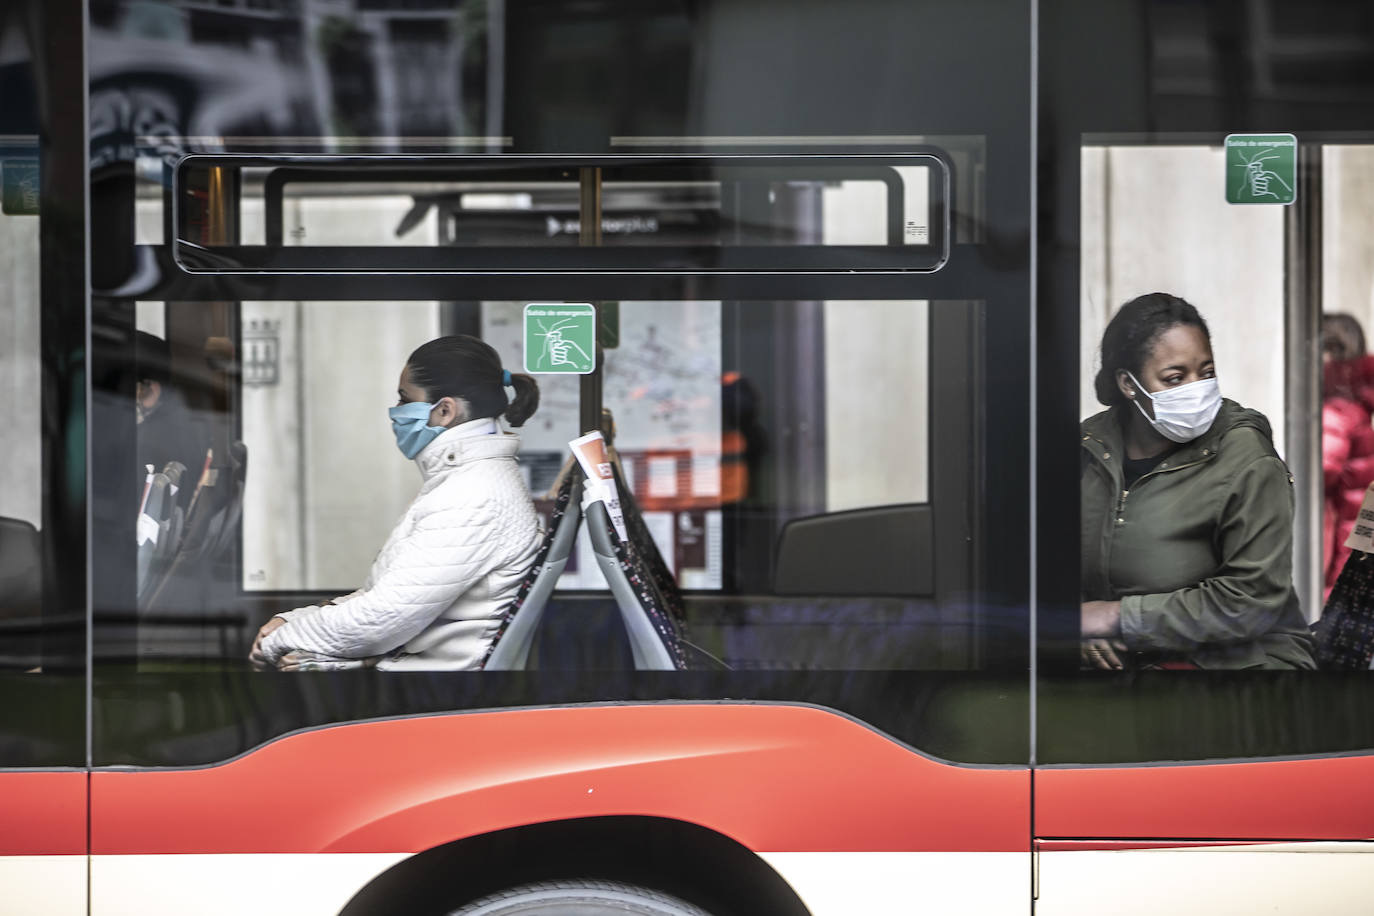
(260, 418, 543, 670)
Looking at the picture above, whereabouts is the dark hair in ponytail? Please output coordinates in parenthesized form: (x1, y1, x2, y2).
(406, 335, 540, 427)
(503, 372, 539, 427)
(1094, 292, 1210, 408)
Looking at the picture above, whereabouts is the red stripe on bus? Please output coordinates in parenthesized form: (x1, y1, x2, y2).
(91, 704, 1028, 855)
(0, 772, 87, 855)
(1037, 755, 1374, 840)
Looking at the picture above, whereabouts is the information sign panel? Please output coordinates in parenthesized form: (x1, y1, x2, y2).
(524, 303, 596, 374)
(1224, 134, 1297, 205)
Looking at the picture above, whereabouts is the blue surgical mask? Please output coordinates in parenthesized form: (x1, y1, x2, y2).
(388, 401, 446, 459)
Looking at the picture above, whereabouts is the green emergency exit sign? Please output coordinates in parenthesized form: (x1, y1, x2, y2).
(1, 158, 39, 215)
(524, 303, 596, 374)
(1225, 134, 1297, 205)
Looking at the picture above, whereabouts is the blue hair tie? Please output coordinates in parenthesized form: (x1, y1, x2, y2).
(502, 369, 512, 387)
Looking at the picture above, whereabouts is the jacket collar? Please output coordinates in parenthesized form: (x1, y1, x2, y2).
(415, 418, 520, 481)
(1081, 399, 1243, 473)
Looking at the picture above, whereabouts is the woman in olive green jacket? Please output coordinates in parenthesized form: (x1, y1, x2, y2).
(1081, 293, 1315, 670)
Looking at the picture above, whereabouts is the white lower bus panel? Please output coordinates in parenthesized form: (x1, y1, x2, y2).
(1036, 842, 1374, 916)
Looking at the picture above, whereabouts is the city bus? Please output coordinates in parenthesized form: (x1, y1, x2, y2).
(2, 0, 1374, 913)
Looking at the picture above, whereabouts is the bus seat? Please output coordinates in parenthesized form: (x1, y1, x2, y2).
(773, 504, 935, 597)
(136, 461, 187, 604)
(607, 460, 686, 623)
(601, 415, 685, 622)
(583, 482, 690, 671)
(199, 440, 247, 560)
(144, 441, 247, 611)
(482, 471, 584, 670)
(0, 516, 42, 620)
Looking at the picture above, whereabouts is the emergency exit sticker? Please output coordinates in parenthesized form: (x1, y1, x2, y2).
(1, 158, 39, 215)
(524, 303, 596, 374)
(1225, 134, 1297, 205)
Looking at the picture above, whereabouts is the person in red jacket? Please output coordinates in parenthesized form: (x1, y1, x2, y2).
(1321, 313, 1374, 597)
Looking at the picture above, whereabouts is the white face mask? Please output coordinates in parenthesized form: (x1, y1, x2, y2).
(1126, 371, 1222, 443)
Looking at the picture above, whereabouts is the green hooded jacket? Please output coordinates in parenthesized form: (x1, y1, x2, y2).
(1081, 399, 1316, 669)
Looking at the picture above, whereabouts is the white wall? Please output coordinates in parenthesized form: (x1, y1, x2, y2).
(1323, 146, 1374, 332)
(299, 301, 440, 588)
(0, 209, 42, 527)
(241, 196, 441, 591)
(240, 300, 305, 589)
(1080, 146, 1287, 457)
(823, 300, 928, 510)
(822, 177, 930, 510)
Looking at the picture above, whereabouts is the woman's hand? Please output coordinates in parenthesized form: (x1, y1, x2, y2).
(1080, 600, 1122, 638)
(1081, 638, 1129, 670)
(249, 617, 287, 669)
(276, 652, 378, 672)
(1080, 600, 1126, 669)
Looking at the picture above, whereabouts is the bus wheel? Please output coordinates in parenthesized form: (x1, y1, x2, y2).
(449, 879, 715, 915)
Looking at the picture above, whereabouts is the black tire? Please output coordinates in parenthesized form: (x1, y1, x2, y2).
(448, 879, 715, 916)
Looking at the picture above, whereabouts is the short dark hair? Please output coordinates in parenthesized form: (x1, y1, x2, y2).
(134, 330, 171, 388)
(1094, 293, 1211, 408)
(1323, 313, 1366, 364)
(406, 334, 540, 427)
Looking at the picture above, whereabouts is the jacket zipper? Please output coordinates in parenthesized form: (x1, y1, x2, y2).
(1088, 439, 1213, 595)
(1116, 456, 1211, 515)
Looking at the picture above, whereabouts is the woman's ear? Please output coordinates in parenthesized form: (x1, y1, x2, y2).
(431, 396, 469, 428)
(1115, 369, 1135, 402)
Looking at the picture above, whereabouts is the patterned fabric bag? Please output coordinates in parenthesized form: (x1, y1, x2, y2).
(597, 505, 690, 671)
(1313, 550, 1374, 670)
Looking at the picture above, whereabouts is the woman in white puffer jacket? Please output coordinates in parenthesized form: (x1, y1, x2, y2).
(249, 335, 544, 671)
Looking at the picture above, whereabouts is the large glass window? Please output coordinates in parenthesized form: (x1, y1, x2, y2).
(237, 297, 928, 598)
(0, 145, 45, 675)
(92, 288, 1025, 766)
(85, 0, 1033, 770)
(1040, 137, 1374, 765)
(0, 11, 83, 767)
(128, 294, 953, 664)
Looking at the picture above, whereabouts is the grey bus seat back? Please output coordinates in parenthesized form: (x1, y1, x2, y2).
(208, 440, 248, 558)
(0, 517, 42, 620)
(583, 497, 688, 671)
(136, 461, 186, 603)
(144, 443, 247, 612)
(773, 504, 934, 597)
(183, 440, 247, 560)
(482, 473, 583, 670)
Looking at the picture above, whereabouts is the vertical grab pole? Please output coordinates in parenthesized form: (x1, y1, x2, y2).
(1285, 143, 1323, 621)
(579, 167, 604, 435)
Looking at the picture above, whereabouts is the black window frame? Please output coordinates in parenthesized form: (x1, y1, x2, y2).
(170, 153, 953, 275)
